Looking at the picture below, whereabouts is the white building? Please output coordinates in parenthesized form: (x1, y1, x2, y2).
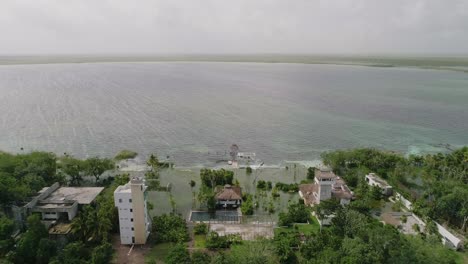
(299, 169, 353, 226)
(436, 222, 463, 250)
(299, 169, 353, 207)
(114, 177, 151, 245)
(365, 173, 393, 196)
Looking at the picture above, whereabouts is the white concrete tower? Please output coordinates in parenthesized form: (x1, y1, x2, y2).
(114, 177, 151, 245)
(315, 170, 335, 202)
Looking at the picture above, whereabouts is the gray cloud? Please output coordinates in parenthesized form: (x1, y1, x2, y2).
(1, 0, 467, 54)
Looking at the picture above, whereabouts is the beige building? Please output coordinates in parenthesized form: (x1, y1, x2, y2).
(114, 177, 151, 245)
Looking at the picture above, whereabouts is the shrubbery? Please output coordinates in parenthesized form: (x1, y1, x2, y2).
(256, 180, 272, 190)
(151, 214, 190, 243)
(240, 194, 254, 215)
(275, 182, 299, 193)
(114, 149, 138, 160)
(206, 231, 241, 249)
(307, 167, 315, 180)
(194, 223, 208, 235)
(165, 243, 190, 264)
(200, 169, 233, 188)
(191, 251, 211, 264)
(278, 201, 310, 226)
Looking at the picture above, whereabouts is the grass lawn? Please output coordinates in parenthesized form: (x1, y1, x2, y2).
(145, 242, 174, 264)
(194, 234, 207, 249)
(275, 217, 321, 235)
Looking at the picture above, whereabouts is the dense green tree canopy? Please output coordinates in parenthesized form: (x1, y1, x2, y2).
(165, 243, 190, 264)
(151, 213, 189, 243)
(84, 157, 114, 183)
(200, 168, 234, 188)
(0, 151, 62, 205)
(321, 147, 468, 232)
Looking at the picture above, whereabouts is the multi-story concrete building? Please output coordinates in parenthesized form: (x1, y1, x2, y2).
(114, 177, 151, 245)
(21, 182, 104, 235)
(299, 168, 353, 206)
(298, 169, 353, 226)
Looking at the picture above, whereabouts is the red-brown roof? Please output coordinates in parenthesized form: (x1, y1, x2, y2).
(315, 169, 336, 180)
(299, 184, 318, 206)
(215, 185, 242, 200)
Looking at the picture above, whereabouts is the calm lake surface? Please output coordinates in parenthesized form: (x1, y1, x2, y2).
(0, 62, 467, 165)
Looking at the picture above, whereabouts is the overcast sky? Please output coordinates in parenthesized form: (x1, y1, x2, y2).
(1, 0, 468, 55)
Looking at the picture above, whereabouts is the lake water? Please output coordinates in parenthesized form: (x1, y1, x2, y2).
(0, 62, 467, 165)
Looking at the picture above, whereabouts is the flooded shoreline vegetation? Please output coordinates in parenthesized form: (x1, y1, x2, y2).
(114, 150, 138, 161)
(0, 149, 465, 263)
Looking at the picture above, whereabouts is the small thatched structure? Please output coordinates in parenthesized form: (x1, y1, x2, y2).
(215, 185, 242, 208)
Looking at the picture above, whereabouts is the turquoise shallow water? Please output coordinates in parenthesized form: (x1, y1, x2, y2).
(0, 62, 467, 165)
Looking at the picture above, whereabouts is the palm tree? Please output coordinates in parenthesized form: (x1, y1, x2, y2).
(71, 206, 90, 242)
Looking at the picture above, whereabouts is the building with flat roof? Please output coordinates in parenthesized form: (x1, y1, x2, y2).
(24, 182, 104, 222)
(114, 177, 151, 245)
(299, 169, 353, 226)
(365, 173, 393, 196)
(299, 168, 353, 207)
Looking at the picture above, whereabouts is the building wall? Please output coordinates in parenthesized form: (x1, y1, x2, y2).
(365, 174, 393, 196)
(317, 180, 333, 201)
(114, 180, 151, 245)
(131, 180, 148, 244)
(395, 192, 413, 210)
(436, 222, 462, 250)
(114, 191, 134, 245)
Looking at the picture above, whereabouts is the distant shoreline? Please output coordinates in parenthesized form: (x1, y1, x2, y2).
(1, 54, 468, 74)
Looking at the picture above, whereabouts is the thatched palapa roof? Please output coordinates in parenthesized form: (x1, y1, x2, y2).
(215, 185, 242, 200)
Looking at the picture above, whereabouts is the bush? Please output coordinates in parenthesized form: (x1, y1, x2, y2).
(191, 251, 211, 264)
(165, 244, 190, 264)
(151, 214, 189, 243)
(246, 167, 253, 174)
(91, 242, 113, 264)
(206, 232, 241, 249)
(256, 180, 273, 190)
(194, 223, 208, 235)
(275, 182, 299, 193)
(279, 202, 310, 226)
(200, 169, 234, 188)
(114, 150, 138, 160)
(307, 167, 315, 180)
(271, 187, 280, 198)
(267, 181, 273, 190)
(256, 180, 266, 189)
(241, 194, 254, 215)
